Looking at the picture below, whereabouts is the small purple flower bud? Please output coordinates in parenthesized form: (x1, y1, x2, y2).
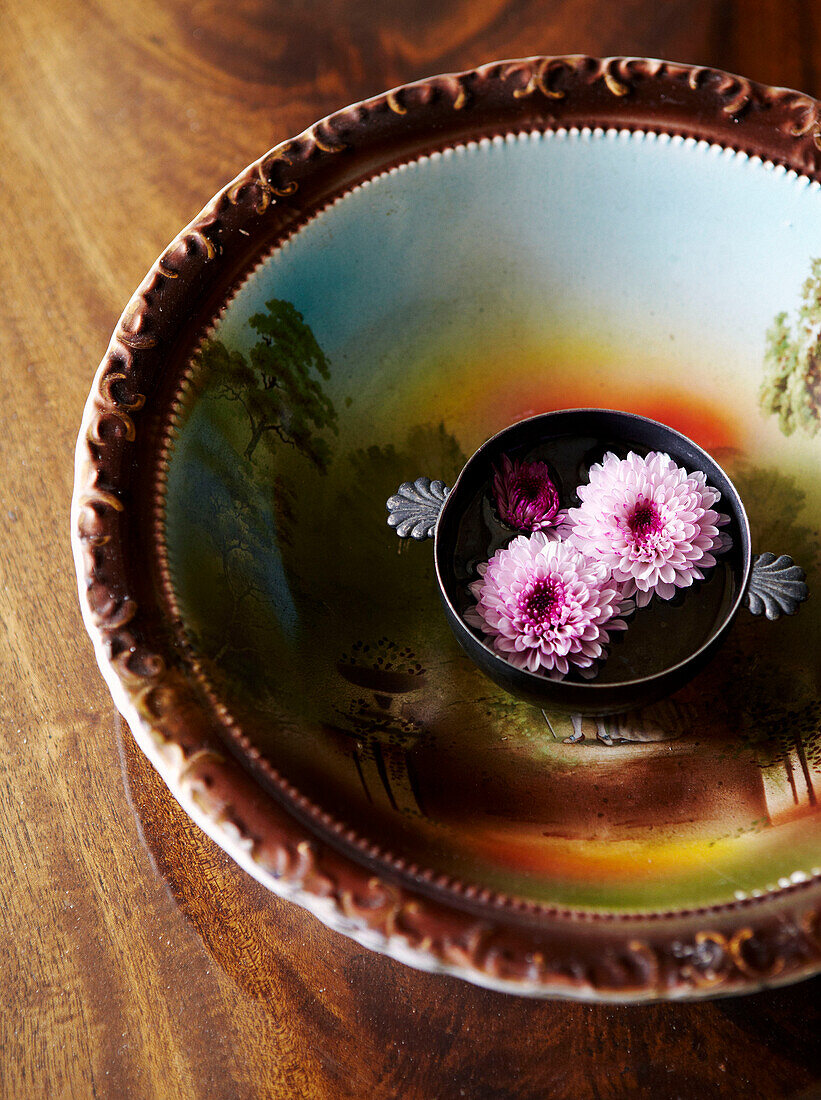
(492, 455, 561, 532)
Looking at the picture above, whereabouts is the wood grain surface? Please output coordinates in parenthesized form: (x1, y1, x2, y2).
(3, 1, 821, 1097)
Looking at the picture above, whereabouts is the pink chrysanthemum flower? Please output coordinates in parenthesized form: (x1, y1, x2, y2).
(463, 532, 628, 678)
(492, 455, 565, 533)
(567, 451, 731, 608)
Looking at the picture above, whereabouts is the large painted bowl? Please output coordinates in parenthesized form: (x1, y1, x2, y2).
(73, 57, 821, 1000)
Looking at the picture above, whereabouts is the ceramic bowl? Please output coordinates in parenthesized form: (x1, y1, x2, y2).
(388, 407, 806, 715)
(73, 57, 821, 1001)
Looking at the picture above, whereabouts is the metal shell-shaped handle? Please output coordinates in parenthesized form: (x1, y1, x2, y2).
(745, 553, 808, 620)
(386, 477, 449, 540)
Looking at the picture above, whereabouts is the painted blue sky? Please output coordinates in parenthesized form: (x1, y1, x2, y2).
(215, 127, 821, 384)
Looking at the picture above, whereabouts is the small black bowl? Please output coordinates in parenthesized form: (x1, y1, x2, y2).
(387, 409, 807, 716)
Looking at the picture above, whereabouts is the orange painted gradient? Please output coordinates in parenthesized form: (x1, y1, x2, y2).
(461, 810, 821, 891)
(465, 829, 739, 884)
(475, 380, 739, 456)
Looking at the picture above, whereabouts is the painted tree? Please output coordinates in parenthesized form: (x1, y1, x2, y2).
(199, 298, 338, 470)
(204, 482, 267, 661)
(760, 257, 821, 436)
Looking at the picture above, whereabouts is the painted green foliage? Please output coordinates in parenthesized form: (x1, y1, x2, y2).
(178, 298, 340, 685)
(197, 297, 338, 470)
(181, 296, 478, 726)
(760, 257, 821, 436)
(275, 422, 469, 665)
(196, 450, 273, 664)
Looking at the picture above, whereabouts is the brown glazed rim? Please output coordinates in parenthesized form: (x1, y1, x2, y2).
(72, 56, 821, 1000)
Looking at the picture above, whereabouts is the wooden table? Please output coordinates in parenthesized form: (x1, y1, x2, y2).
(4, 2, 821, 1096)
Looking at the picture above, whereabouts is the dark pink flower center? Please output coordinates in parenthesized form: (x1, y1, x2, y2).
(519, 577, 566, 627)
(627, 499, 663, 545)
(515, 474, 547, 501)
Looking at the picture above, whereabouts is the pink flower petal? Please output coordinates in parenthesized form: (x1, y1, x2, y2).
(568, 450, 731, 607)
(465, 534, 627, 680)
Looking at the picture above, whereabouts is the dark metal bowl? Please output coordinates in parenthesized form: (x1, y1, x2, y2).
(388, 408, 807, 715)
